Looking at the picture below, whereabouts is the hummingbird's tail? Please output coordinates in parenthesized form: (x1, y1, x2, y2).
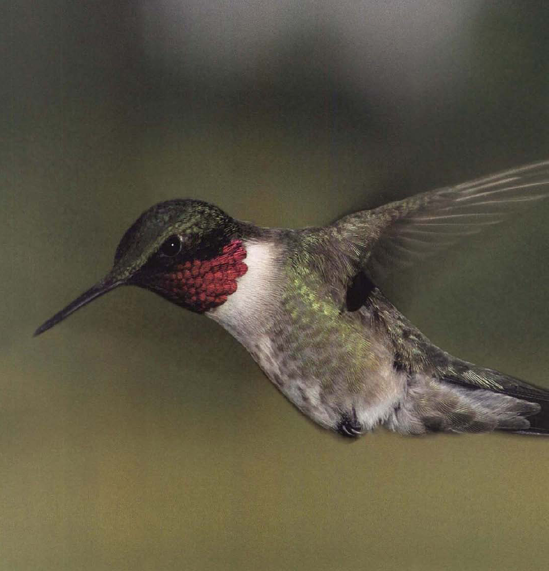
(371, 289, 549, 435)
(386, 359, 549, 436)
(438, 358, 549, 436)
(514, 400, 549, 435)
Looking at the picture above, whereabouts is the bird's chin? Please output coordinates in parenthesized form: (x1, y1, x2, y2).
(142, 286, 209, 315)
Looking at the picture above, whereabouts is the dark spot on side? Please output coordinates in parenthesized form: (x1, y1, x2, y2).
(393, 351, 411, 374)
(448, 412, 474, 430)
(345, 272, 376, 312)
(423, 416, 444, 432)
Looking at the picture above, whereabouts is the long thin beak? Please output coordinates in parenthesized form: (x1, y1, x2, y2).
(34, 278, 123, 337)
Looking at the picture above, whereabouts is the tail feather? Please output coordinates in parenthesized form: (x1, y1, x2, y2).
(511, 399, 549, 436)
(371, 289, 549, 435)
(439, 359, 549, 435)
(387, 376, 541, 435)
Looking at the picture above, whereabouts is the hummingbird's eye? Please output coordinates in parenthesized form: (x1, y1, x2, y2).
(160, 235, 182, 257)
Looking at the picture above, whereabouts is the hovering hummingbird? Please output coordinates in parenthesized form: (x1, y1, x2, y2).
(36, 161, 549, 438)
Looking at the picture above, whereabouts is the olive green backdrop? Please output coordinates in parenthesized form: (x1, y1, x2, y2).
(2, 2, 549, 570)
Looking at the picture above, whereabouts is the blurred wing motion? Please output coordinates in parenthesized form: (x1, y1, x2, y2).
(334, 160, 549, 282)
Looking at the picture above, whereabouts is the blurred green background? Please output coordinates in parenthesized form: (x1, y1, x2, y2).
(2, 2, 549, 570)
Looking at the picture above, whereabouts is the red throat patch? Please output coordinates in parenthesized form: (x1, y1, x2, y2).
(160, 240, 248, 312)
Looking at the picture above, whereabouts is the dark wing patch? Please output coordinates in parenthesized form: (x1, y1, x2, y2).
(345, 272, 376, 312)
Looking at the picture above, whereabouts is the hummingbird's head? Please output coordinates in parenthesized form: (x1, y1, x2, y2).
(35, 199, 249, 336)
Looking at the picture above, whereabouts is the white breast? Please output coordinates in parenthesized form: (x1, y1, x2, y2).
(207, 240, 283, 341)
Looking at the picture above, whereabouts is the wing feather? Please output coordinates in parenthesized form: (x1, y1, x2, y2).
(332, 160, 549, 281)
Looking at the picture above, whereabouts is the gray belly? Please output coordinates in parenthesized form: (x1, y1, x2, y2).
(245, 325, 406, 432)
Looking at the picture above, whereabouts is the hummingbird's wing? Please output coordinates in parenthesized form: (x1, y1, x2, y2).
(333, 160, 549, 282)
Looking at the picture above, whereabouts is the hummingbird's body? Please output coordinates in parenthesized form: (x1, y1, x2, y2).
(36, 161, 549, 437)
(209, 230, 543, 436)
(209, 235, 404, 434)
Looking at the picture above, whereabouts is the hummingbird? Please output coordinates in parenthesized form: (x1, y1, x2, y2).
(36, 161, 549, 438)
